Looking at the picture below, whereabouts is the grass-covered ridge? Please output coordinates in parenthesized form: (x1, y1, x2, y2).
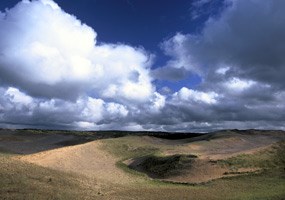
(217, 141, 285, 171)
(1, 129, 285, 199)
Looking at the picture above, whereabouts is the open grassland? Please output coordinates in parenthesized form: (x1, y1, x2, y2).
(1, 152, 284, 200)
(0, 129, 285, 199)
(0, 152, 101, 200)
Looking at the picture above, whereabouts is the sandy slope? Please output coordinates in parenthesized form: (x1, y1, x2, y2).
(17, 131, 285, 185)
(127, 132, 285, 183)
(19, 140, 134, 185)
(162, 132, 285, 159)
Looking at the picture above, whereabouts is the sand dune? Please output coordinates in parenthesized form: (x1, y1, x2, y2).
(19, 140, 134, 184)
(127, 131, 285, 183)
(16, 130, 285, 185)
(162, 131, 285, 159)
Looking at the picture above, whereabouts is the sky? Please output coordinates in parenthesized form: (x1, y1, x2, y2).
(0, 0, 284, 132)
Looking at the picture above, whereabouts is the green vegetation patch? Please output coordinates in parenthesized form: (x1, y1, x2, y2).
(217, 141, 285, 171)
(130, 154, 197, 178)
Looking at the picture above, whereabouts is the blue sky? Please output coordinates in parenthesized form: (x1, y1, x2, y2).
(0, 0, 284, 132)
(50, 1, 208, 49)
(48, 0, 223, 92)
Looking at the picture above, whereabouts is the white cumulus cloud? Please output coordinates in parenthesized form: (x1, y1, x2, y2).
(0, 0, 161, 130)
(0, 0, 153, 102)
(174, 87, 218, 104)
(0, 0, 285, 132)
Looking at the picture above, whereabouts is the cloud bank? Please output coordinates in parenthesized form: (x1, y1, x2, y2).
(0, 0, 284, 132)
(158, 0, 285, 131)
(0, 0, 162, 130)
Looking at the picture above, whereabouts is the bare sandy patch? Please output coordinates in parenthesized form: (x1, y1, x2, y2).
(18, 140, 136, 185)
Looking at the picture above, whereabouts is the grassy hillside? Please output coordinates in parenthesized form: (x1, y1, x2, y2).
(0, 153, 100, 200)
(1, 151, 284, 200)
(99, 134, 285, 199)
(0, 129, 285, 199)
(217, 141, 285, 171)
